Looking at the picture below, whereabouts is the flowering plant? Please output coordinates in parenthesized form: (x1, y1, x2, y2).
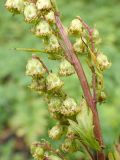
(5, 0, 120, 160)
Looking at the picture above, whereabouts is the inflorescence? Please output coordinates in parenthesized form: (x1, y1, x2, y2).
(5, 0, 111, 159)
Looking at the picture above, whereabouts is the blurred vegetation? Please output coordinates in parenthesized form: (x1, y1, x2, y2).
(0, 0, 120, 159)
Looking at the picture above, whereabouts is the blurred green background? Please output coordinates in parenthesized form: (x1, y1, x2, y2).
(0, 0, 120, 159)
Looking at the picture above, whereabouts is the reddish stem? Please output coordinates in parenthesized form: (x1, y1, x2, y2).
(32, 55, 49, 74)
(54, 12, 105, 160)
(77, 17, 95, 52)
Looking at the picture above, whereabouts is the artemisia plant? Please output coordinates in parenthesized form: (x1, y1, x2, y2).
(5, 0, 119, 160)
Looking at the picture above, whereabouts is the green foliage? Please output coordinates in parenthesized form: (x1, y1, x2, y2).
(108, 146, 120, 160)
(69, 99, 100, 151)
(0, 0, 120, 159)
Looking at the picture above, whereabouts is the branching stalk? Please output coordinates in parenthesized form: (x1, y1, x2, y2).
(54, 12, 105, 160)
(33, 142, 66, 160)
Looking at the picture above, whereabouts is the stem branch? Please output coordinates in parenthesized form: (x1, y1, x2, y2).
(33, 142, 66, 160)
(32, 55, 49, 74)
(77, 16, 95, 52)
(54, 12, 105, 160)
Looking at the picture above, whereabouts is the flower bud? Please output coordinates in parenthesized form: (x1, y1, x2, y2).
(60, 97, 79, 116)
(24, 3, 38, 23)
(46, 73, 63, 91)
(62, 139, 80, 153)
(73, 38, 86, 53)
(26, 57, 46, 77)
(30, 77, 46, 92)
(49, 124, 64, 140)
(45, 34, 60, 52)
(68, 19, 83, 35)
(45, 11, 55, 23)
(36, 0, 52, 12)
(5, 0, 24, 13)
(97, 53, 111, 71)
(31, 144, 45, 160)
(48, 155, 62, 160)
(61, 139, 77, 153)
(59, 59, 75, 76)
(48, 97, 62, 113)
(35, 20, 52, 37)
(66, 126, 75, 139)
(97, 91, 106, 103)
(93, 28, 99, 39)
(92, 28, 101, 44)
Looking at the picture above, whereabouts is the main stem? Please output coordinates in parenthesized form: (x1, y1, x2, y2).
(55, 13, 105, 160)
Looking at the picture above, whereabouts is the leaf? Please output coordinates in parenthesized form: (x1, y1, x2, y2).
(69, 99, 100, 151)
(114, 149, 120, 160)
(108, 152, 115, 160)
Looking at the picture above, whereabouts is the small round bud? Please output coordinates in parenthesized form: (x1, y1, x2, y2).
(68, 19, 83, 35)
(60, 97, 79, 116)
(92, 28, 101, 44)
(66, 126, 75, 139)
(45, 11, 55, 23)
(61, 139, 80, 153)
(97, 91, 106, 103)
(93, 28, 99, 39)
(26, 57, 46, 77)
(93, 29, 99, 38)
(49, 124, 64, 140)
(35, 20, 52, 37)
(48, 97, 62, 113)
(61, 138, 77, 153)
(48, 155, 62, 160)
(97, 53, 111, 71)
(24, 3, 38, 23)
(59, 59, 75, 76)
(30, 77, 46, 92)
(46, 73, 64, 91)
(73, 38, 86, 53)
(31, 144, 45, 160)
(45, 34, 60, 52)
(5, 0, 24, 13)
(36, 0, 52, 12)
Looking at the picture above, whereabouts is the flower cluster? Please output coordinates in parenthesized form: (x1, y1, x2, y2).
(25, 55, 81, 155)
(5, 0, 112, 159)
